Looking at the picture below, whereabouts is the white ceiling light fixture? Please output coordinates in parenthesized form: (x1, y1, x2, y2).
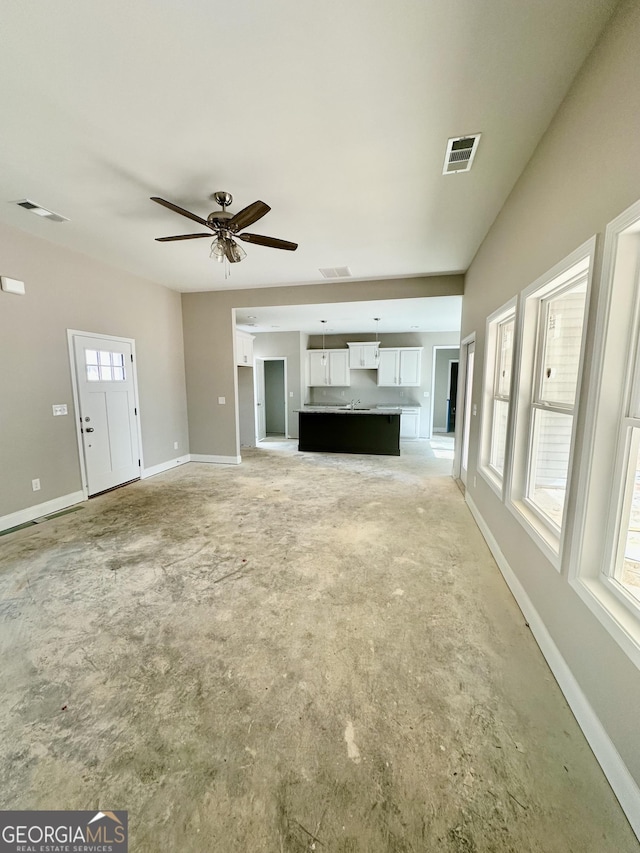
(15, 199, 69, 223)
(442, 134, 481, 175)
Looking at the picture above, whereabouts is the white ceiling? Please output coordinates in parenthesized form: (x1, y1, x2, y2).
(236, 296, 462, 335)
(0, 0, 619, 294)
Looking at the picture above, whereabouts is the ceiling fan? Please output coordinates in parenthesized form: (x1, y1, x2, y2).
(151, 191, 298, 263)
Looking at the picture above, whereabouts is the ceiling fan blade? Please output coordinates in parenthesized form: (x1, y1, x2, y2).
(228, 200, 271, 231)
(237, 232, 298, 251)
(151, 197, 209, 227)
(155, 233, 212, 242)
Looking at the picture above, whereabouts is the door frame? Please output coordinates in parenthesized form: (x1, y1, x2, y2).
(254, 357, 289, 441)
(453, 332, 476, 483)
(67, 329, 143, 499)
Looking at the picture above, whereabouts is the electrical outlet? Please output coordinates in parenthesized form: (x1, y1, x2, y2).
(32, 478, 41, 491)
(289, 391, 293, 397)
(473, 476, 477, 488)
(173, 441, 178, 450)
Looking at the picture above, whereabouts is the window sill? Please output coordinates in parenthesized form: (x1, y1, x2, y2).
(506, 496, 562, 571)
(478, 464, 504, 499)
(570, 574, 640, 672)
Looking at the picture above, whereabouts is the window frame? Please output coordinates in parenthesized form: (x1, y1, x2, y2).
(479, 298, 516, 497)
(506, 238, 595, 570)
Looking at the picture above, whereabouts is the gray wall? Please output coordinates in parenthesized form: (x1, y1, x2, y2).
(253, 331, 304, 439)
(460, 0, 640, 788)
(237, 367, 256, 448)
(306, 332, 460, 437)
(182, 275, 464, 457)
(0, 221, 189, 519)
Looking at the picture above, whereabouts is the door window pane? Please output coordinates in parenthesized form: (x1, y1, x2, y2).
(527, 408, 573, 528)
(85, 349, 126, 382)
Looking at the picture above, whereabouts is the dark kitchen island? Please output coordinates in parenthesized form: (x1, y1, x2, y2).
(297, 406, 401, 456)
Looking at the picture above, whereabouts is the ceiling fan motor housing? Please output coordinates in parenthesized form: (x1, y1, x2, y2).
(213, 191, 233, 208)
(207, 210, 233, 229)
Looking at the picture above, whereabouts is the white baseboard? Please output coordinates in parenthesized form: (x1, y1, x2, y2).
(0, 490, 85, 532)
(465, 493, 640, 840)
(189, 454, 241, 465)
(141, 455, 190, 479)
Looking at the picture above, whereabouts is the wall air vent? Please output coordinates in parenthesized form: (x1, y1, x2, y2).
(319, 266, 351, 279)
(442, 134, 481, 175)
(15, 199, 69, 222)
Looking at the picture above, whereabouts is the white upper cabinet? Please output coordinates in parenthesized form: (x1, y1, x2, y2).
(236, 330, 254, 367)
(377, 348, 423, 386)
(347, 342, 380, 369)
(307, 349, 351, 386)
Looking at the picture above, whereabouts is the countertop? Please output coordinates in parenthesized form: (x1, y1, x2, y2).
(296, 405, 419, 415)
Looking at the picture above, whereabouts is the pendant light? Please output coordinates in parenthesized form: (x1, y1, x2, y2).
(374, 317, 381, 361)
(320, 320, 328, 366)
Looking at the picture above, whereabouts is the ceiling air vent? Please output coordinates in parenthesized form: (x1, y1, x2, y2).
(319, 266, 351, 279)
(442, 134, 481, 175)
(15, 199, 69, 222)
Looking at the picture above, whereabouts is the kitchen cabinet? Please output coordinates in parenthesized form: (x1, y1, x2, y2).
(236, 330, 254, 367)
(377, 348, 423, 386)
(347, 342, 380, 369)
(400, 408, 420, 439)
(307, 349, 351, 386)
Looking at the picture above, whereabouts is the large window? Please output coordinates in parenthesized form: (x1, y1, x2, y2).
(480, 300, 515, 494)
(570, 203, 640, 666)
(507, 241, 593, 566)
(525, 278, 587, 530)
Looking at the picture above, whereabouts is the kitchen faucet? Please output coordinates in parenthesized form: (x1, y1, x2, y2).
(348, 398, 361, 410)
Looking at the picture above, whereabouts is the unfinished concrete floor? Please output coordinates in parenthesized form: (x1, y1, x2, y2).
(0, 439, 638, 852)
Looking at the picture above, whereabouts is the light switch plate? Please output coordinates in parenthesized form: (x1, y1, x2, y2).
(52, 404, 68, 416)
(1, 276, 26, 295)
(218, 396, 226, 405)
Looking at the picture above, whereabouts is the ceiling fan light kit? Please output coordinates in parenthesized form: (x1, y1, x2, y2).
(151, 192, 298, 265)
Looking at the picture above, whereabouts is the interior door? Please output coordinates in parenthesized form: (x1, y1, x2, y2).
(460, 341, 475, 486)
(255, 359, 267, 441)
(448, 361, 459, 431)
(72, 334, 140, 496)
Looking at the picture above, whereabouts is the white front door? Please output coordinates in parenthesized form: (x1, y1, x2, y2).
(72, 333, 140, 496)
(255, 359, 266, 442)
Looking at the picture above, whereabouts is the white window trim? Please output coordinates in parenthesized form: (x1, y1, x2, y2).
(569, 201, 640, 670)
(479, 298, 516, 498)
(505, 237, 596, 572)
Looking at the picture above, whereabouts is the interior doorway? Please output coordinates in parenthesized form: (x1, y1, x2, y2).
(457, 336, 476, 487)
(448, 360, 459, 432)
(255, 358, 288, 442)
(431, 346, 460, 436)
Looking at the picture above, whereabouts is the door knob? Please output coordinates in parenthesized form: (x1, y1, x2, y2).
(85, 427, 95, 433)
